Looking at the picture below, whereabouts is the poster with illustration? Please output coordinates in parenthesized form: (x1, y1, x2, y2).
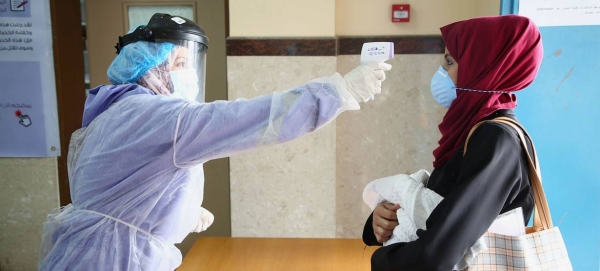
(0, 0, 60, 157)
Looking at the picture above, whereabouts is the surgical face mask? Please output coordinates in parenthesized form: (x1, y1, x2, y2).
(430, 66, 457, 108)
(170, 69, 200, 101)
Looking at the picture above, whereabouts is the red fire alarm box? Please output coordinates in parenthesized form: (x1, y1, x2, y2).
(392, 4, 410, 23)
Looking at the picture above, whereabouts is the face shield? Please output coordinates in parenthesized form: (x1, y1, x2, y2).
(114, 13, 208, 102)
(161, 40, 207, 102)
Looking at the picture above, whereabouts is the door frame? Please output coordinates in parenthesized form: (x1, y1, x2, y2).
(49, 0, 87, 206)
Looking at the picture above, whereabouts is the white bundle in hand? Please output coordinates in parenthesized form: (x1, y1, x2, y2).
(363, 170, 487, 270)
(363, 170, 441, 243)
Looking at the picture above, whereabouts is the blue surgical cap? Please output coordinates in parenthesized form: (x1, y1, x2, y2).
(107, 26, 176, 85)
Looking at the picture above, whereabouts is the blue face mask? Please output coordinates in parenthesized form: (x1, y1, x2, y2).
(430, 66, 457, 108)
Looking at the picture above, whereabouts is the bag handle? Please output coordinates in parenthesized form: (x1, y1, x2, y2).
(463, 116, 553, 232)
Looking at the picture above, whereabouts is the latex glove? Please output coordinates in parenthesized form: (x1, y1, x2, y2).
(344, 62, 392, 102)
(193, 207, 214, 233)
(372, 202, 400, 244)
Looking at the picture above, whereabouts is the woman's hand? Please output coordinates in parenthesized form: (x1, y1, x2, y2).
(373, 202, 400, 243)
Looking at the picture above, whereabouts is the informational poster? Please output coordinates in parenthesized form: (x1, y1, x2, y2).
(519, 0, 600, 27)
(0, 0, 60, 157)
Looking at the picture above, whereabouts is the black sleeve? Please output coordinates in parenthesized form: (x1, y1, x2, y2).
(362, 213, 383, 246)
(369, 123, 525, 271)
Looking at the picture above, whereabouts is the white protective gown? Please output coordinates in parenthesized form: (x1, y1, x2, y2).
(39, 75, 358, 271)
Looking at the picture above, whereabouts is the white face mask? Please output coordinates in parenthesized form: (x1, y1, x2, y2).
(430, 66, 457, 108)
(170, 69, 200, 101)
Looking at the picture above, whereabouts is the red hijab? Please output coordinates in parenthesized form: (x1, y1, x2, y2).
(432, 15, 543, 167)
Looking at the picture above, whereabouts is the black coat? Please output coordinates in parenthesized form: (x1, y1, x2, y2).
(363, 109, 535, 271)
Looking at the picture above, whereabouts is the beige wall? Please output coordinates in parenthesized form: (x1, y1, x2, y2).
(226, 55, 446, 238)
(336, 0, 476, 35)
(229, 0, 500, 37)
(336, 0, 500, 36)
(229, 0, 336, 37)
(476, 0, 502, 17)
(227, 0, 500, 238)
(228, 57, 338, 237)
(335, 55, 446, 237)
(0, 158, 60, 271)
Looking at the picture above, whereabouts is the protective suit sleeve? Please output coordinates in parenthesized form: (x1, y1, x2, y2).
(172, 75, 358, 166)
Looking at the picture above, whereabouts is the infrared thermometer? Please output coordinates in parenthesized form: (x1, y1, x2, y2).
(360, 42, 394, 100)
(360, 42, 394, 64)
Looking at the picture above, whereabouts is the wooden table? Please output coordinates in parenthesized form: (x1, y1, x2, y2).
(177, 237, 378, 271)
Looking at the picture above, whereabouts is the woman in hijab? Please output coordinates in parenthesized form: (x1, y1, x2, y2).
(362, 15, 544, 270)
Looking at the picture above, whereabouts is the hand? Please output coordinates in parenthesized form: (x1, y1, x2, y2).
(344, 62, 392, 102)
(193, 207, 215, 233)
(372, 202, 400, 243)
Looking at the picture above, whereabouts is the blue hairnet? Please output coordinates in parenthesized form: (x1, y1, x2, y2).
(107, 26, 176, 85)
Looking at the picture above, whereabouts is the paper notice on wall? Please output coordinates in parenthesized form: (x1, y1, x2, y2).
(519, 0, 600, 27)
(0, 0, 60, 157)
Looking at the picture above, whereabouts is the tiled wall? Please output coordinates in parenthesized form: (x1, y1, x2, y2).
(335, 54, 446, 237)
(227, 39, 447, 238)
(228, 56, 338, 237)
(227, 0, 501, 239)
(0, 158, 59, 271)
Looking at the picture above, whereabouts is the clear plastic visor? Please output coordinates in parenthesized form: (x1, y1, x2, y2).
(138, 39, 207, 102)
